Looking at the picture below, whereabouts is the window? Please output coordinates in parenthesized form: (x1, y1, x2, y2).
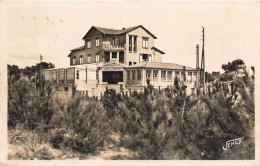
(64, 87, 68, 91)
(141, 54, 151, 62)
(52, 70, 57, 80)
(187, 72, 192, 83)
(76, 70, 79, 79)
(142, 37, 149, 48)
(129, 36, 132, 52)
(153, 70, 158, 80)
(73, 56, 76, 65)
(127, 70, 130, 80)
(148, 55, 152, 62)
(112, 52, 117, 59)
(80, 55, 83, 64)
(133, 62, 137, 65)
(112, 37, 115, 45)
(137, 70, 141, 80)
(193, 72, 197, 75)
(161, 70, 166, 81)
(167, 71, 173, 80)
(95, 37, 100, 47)
(133, 36, 137, 52)
(129, 61, 132, 66)
(175, 71, 180, 78)
(87, 39, 91, 48)
(59, 69, 65, 80)
(132, 70, 136, 80)
(96, 54, 100, 62)
(87, 54, 91, 63)
(146, 70, 151, 78)
(55, 87, 58, 91)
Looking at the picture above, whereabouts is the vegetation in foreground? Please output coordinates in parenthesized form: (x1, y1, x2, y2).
(8, 64, 255, 160)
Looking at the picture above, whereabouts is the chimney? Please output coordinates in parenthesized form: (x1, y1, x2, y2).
(122, 27, 125, 30)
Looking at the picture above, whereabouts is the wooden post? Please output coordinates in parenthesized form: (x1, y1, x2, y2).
(196, 45, 200, 88)
(201, 27, 206, 92)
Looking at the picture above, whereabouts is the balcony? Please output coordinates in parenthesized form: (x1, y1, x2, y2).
(103, 43, 125, 52)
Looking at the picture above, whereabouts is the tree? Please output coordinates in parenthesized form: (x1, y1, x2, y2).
(222, 59, 245, 73)
(21, 62, 55, 78)
(8, 64, 21, 82)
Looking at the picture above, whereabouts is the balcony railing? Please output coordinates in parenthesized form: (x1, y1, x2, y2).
(103, 44, 125, 51)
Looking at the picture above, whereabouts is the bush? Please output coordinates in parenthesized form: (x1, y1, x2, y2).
(48, 97, 110, 154)
(8, 76, 54, 130)
(112, 86, 197, 159)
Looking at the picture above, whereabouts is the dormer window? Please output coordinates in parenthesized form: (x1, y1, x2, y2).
(87, 39, 91, 48)
(142, 37, 149, 49)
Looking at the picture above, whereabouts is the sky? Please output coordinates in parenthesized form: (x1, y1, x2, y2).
(1, 1, 260, 73)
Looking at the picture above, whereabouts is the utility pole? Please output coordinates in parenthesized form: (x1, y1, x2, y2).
(196, 45, 200, 70)
(201, 27, 205, 91)
(196, 44, 200, 88)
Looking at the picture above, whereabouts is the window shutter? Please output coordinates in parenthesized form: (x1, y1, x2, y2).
(148, 55, 152, 62)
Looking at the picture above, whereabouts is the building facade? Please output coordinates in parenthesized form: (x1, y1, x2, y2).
(44, 25, 199, 97)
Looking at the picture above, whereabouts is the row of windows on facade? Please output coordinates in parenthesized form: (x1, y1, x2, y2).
(46, 69, 94, 81)
(86, 37, 100, 48)
(45, 69, 75, 81)
(127, 70, 197, 81)
(128, 36, 149, 52)
(73, 54, 100, 65)
(86, 36, 148, 51)
(86, 37, 123, 49)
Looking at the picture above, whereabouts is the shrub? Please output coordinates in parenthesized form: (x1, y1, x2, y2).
(113, 86, 198, 159)
(49, 97, 110, 154)
(8, 76, 54, 130)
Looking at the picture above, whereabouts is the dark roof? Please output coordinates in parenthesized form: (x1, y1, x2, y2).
(68, 45, 85, 57)
(126, 62, 196, 70)
(151, 47, 165, 54)
(82, 25, 157, 39)
(70, 45, 85, 51)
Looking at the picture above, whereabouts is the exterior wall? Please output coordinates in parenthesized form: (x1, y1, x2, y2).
(70, 29, 104, 66)
(103, 34, 126, 46)
(45, 65, 199, 97)
(125, 69, 143, 86)
(125, 27, 155, 65)
(84, 28, 104, 63)
(153, 51, 162, 63)
(125, 68, 199, 91)
(69, 49, 87, 66)
(52, 85, 74, 98)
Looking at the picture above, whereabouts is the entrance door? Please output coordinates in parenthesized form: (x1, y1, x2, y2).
(102, 71, 123, 84)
